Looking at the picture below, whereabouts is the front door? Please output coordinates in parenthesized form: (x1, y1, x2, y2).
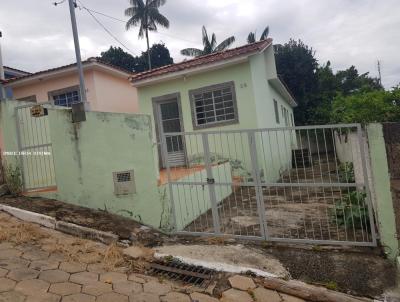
(156, 98, 185, 168)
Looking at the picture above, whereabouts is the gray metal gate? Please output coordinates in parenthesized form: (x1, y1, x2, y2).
(162, 124, 377, 246)
(15, 103, 57, 191)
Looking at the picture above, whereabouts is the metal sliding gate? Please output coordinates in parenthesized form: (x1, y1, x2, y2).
(15, 103, 57, 191)
(162, 124, 377, 246)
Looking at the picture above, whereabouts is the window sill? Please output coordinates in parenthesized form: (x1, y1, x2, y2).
(192, 119, 239, 130)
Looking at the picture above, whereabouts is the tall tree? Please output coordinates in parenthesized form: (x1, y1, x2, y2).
(181, 26, 235, 57)
(125, 0, 169, 70)
(247, 26, 269, 44)
(275, 39, 319, 125)
(100, 46, 137, 72)
(275, 39, 384, 125)
(135, 43, 173, 72)
(100, 43, 173, 72)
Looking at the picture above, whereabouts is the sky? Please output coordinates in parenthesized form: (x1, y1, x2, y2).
(0, 0, 399, 88)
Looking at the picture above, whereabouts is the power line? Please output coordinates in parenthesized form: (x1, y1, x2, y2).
(74, 3, 199, 46)
(83, 8, 137, 55)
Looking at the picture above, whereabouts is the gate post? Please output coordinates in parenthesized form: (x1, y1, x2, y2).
(202, 133, 221, 234)
(14, 106, 26, 191)
(248, 131, 268, 240)
(160, 132, 177, 232)
(367, 123, 398, 260)
(357, 124, 378, 246)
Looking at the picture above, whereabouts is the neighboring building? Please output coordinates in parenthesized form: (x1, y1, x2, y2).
(3, 58, 138, 113)
(3, 66, 31, 98)
(130, 39, 297, 169)
(4, 66, 31, 79)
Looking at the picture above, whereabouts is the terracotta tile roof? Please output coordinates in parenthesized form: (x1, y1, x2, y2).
(3, 58, 134, 85)
(130, 39, 273, 83)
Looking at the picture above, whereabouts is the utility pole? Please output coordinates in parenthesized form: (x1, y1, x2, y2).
(377, 60, 382, 87)
(0, 31, 6, 101)
(67, 0, 88, 110)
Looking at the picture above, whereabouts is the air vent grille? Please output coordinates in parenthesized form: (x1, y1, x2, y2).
(113, 170, 135, 195)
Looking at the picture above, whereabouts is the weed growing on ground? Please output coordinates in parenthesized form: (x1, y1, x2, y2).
(4, 162, 23, 196)
(103, 243, 124, 271)
(325, 281, 338, 290)
(0, 222, 47, 244)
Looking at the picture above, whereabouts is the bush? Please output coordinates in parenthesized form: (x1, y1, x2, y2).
(334, 191, 369, 230)
(4, 162, 22, 196)
(330, 87, 400, 124)
(338, 162, 355, 183)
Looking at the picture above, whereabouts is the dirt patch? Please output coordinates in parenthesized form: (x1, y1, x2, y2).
(263, 245, 397, 298)
(0, 195, 165, 247)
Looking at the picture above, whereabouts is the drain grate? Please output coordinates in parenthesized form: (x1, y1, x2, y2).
(148, 259, 216, 288)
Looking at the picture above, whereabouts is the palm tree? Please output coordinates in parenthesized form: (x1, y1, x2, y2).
(180, 26, 235, 57)
(125, 0, 169, 70)
(247, 26, 269, 44)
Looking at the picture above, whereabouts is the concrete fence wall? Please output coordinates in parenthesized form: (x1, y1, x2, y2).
(367, 124, 399, 260)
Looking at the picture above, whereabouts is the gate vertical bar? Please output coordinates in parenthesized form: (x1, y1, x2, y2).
(161, 132, 177, 232)
(14, 107, 26, 191)
(202, 133, 221, 234)
(357, 124, 377, 245)
(247, 131, 268, 239)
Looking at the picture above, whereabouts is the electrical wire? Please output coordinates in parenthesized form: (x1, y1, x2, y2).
(75, 1, 199, 46)
(54, 0, 200, 55)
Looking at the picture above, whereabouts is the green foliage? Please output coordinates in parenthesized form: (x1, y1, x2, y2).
(135, 43, 174, 72)
(247, 26, 269, 44)
(330, 87, 400, 124)
(100, 46, 136, 72)
(334, 191, 369, 229)
(181, 26, 235, 57)
(338, 162, 355, 183)
(4, 162, 22, 196)
(275, 40, 384, 125)
(325, 281, 338, 290)
(100, 43, 173, 72)
(274, 39, 319, 125)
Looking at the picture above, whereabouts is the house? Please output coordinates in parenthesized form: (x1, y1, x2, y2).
(2, 66, 31, 98)
(4, 66, 31, 79)
(3, 58, 138, 113)
(130, 39, 297, 181)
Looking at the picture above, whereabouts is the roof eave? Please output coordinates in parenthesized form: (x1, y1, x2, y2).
(268, 77, 297, 107)
(4, 62, 131, 88)
(131, 54, 253, 88)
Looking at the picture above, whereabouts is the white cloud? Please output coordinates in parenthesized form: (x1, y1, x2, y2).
(0, 0, 398, 87)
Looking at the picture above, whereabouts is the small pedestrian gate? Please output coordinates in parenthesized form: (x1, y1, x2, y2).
(162, 124, 377, 246)
(15, 103, 57, 191)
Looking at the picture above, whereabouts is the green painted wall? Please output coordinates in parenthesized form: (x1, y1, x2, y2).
(137, 51, 295, 182)
(45, 109, 165, 227)
(170, 162, 232, 230)
(0, 100, 20, 169)
(1, 101, 168, 229)
(249, 46, 295, 181)
(138, 62, 259, 177)
(367, 123, 399, 260)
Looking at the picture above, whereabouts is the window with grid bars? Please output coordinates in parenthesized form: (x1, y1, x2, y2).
(189, 82, 238, 129)
(50, 88, 80, 107)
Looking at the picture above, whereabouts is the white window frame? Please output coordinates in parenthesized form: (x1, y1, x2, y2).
(48, 86, 81, 108)
(189, 81, 239, 130)
(274, 99, 280, 124)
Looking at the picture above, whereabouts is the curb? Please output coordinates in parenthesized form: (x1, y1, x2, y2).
(0, 204, 118, 245)
(55, 221, 118, 245)
(0, 204, 56, 229)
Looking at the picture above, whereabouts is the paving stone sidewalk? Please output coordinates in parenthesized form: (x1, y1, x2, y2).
(0, 211, 306, 302)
